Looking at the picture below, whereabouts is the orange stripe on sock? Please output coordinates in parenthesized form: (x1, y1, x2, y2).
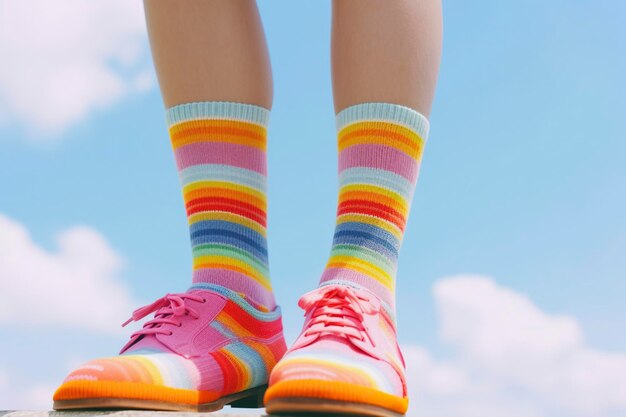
(170, 120, 266, 150)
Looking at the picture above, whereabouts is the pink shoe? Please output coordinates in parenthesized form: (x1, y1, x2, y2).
(53, 284, 287, 411)
(264, 285, 408, 417)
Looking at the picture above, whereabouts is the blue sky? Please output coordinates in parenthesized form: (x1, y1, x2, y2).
(0, 1, 625, 415)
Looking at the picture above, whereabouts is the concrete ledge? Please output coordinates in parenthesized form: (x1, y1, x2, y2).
(1, 412, 262, 417)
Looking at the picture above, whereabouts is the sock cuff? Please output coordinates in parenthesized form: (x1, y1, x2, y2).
(165, 101, 270, 128)
(336, 102, 430, 140)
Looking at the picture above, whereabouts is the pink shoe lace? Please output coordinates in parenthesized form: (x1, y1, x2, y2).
(121, 292, 206, 338)
(294, 285, 382, 356)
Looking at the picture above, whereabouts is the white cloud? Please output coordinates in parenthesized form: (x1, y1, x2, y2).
(0, 213, 138, 333)
(405, 275, 626, 417)
(0, 0, 153, 136)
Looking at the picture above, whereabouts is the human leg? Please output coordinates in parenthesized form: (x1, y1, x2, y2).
(265, 1, 442, 415)
(53, 1, 285, 411)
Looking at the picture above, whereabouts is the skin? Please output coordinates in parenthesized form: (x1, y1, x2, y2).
(144, 0, 442, 117)
(331, 0, 443, 117)
(143, 0, 273, 109)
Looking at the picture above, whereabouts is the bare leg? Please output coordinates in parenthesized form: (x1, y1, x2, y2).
(144, 0, 272, 108)
(331, 0, 443, 116)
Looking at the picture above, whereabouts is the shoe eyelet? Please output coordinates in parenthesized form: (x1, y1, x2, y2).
(167, 331, 173, 336)
(201, 298, 207, 303)
(177, 323, 182, 327)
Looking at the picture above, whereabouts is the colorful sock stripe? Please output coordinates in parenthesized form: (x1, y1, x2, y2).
(189, 283, 282, 322)
(166, 101, 270, 126)
(166, 101, 275, 311)
(320, 102, 429, 316)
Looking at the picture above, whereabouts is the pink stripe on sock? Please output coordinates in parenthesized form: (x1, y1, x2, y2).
(193, 268, 275, 310)
(339, 144, 418, 183)
(175, 142, 267, 174)
(320, 267, 395, 312)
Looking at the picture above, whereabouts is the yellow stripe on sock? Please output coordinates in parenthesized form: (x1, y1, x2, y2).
(326, 256, 393, 289)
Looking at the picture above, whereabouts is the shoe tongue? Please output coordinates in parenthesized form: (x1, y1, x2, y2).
(121, 288, 228, 356)
(120, 307, 179, 355)
(308, 333, 366, 355)
(122, 331, 172, 355)
(121, 289, 202, 355)
(316, 334, 349, 345)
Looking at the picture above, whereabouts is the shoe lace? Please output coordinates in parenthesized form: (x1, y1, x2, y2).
(298, 285, 380, 347)
(121, 293, 205, 338)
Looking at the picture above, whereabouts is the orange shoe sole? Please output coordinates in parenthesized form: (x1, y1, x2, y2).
(264, 379, 408, 417)
(53, 380, 266, 412)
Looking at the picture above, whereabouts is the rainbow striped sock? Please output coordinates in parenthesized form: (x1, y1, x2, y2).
(319, 102, 429, 318)
(167, 101, 275, 311)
